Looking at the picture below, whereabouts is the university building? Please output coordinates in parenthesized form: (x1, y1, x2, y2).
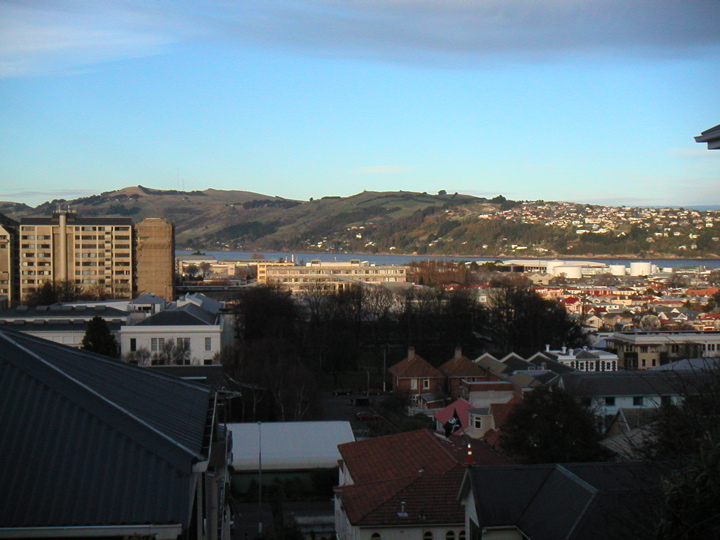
(5, 210, 175, 304)
(264, 259, 407, 294)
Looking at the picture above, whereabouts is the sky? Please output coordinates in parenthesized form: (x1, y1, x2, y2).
(1, 0, 719, 209)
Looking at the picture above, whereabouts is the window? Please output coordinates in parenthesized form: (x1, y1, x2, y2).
(178, 337, 191, 349)
(633, 396, 643, 406)
(151, 337, 165, 352)
(605, 397, 616, 407)
(473, 416, 482, 429)
(204, 358, 213, 366)
(371, 534, 382, 540)
(640, 345, 648, 353)
(130, 338, 137, 352)
(459, 532, 466, 540)
(446, 532, 456, 540)
(204, 337, 212, 351)
(424, 533, 434, 540)
(423, 378, 430, 389)
(411, 378, 418, 389)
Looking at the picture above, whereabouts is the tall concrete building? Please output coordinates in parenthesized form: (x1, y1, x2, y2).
(16, 211, 176, 303)
(19, 211, 135, 300)
(0, 216, 20, 307)
(135, 217, 175, 300)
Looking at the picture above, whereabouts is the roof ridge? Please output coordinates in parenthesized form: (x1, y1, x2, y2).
(0, 330, 204, 470)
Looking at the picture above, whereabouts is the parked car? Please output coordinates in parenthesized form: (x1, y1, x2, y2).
(356, 411, 380, 421)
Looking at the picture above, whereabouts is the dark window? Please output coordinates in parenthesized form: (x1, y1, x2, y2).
(633, 396, 643, 406)
(605, 397, 616, 406)
(130, 338, 137, 352)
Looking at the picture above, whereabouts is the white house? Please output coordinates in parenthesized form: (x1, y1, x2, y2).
(119, 293, 233, 364)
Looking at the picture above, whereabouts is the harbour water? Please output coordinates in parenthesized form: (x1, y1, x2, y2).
(177, 250, 720, 269)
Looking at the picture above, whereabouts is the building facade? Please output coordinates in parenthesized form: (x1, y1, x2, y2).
(19, 211, 134, 300)
(0, 219, 19, 306)
(609, 331, 720, 369)
(135, 217, 175, 300)
(14, 211, 175, 303)
(265, 259, 407, 294)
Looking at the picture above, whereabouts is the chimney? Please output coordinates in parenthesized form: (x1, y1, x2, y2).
(454, 346, 462, 359)
(545, 344, 550, 352)
(407, 346, 415, 359)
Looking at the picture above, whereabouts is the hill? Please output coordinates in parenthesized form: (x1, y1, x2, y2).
(1, 187, 718, 258)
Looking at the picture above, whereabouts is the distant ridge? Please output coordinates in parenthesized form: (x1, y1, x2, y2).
(0, 187, 718, 258)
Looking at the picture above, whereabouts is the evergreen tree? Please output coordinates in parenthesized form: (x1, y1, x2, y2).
(81, 316, 119, 358)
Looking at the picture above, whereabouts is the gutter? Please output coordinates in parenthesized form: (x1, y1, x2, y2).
(0, 524, 183, 540)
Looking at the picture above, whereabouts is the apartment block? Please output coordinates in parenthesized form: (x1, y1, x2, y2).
(0, 218, 19, 306)
(265, 259, 407, 294)
(19, 211, 134, 300)
(135, 217, 175, 300)
(609, 331, 720, 369)
(16, 211, 175, 302)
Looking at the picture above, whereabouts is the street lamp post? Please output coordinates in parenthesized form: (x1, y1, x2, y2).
(258, 421, 262, 536)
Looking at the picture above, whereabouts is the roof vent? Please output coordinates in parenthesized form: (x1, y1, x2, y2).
(397, 502, 408, 518)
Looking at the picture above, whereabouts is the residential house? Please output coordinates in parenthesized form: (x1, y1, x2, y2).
(439, 347, 495, 400)
(459, 462, 657, 540)
(0, 327, 232, 540)
(529, 346, 619, 372)
(335, 429, 511, 540)
(389, 347, 446, 410)
(558, 370, 706, 418)
(119, 293, 233, 364)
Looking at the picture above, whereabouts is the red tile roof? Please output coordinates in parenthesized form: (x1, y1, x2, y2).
(389, 353, 443, 379)
(439, 355, 489, 378)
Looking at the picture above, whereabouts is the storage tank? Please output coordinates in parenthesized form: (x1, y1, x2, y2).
(609, 265, 626, 276)
(545, 260, 566, 275)
(630, 261, 653, 277)
(554, 265, 583, 279)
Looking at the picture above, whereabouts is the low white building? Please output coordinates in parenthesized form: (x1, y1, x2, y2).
(119, 293, 233, 364)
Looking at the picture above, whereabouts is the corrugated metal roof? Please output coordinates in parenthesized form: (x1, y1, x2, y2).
(0, 328, 213, 529)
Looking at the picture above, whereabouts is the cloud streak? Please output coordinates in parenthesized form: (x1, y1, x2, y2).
(2, 0, 720, 77)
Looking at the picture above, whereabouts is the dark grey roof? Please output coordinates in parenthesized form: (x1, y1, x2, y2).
(0, 320, 122, 333)
(0, 304, 128, 320)
(467, 462, 657, 540)
(560, 370, 708, 397)
(695, 123, 720, 150)
(133, 303, 217, 327)
(130, 292, 167, 305)
(0, 328, 212, 529)
(147, 364, 241, 392)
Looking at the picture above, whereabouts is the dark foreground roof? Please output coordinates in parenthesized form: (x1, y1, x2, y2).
(0, 328, 212, 529)
(464, 461, 659, 540)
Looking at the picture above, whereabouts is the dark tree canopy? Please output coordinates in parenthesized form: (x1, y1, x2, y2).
(499, 386, 613, 464)
(81, 316, 119, 358)
(488, 284, 587, 357)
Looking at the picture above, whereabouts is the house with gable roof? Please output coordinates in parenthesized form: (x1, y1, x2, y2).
(389, 347, 446, 410)
(459, 461, 658, 540)
(335, 429, 511, 540)
(438, 347, 494, 400)
(0, 327, 232, 540)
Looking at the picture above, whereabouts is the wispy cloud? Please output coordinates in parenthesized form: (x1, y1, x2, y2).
(356, 165, 413, 174)
(2, 0, 720, 77)
(0, 189, 98, 205)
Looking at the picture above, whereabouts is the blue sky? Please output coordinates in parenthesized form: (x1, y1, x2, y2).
(1, 0, 719, 208)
